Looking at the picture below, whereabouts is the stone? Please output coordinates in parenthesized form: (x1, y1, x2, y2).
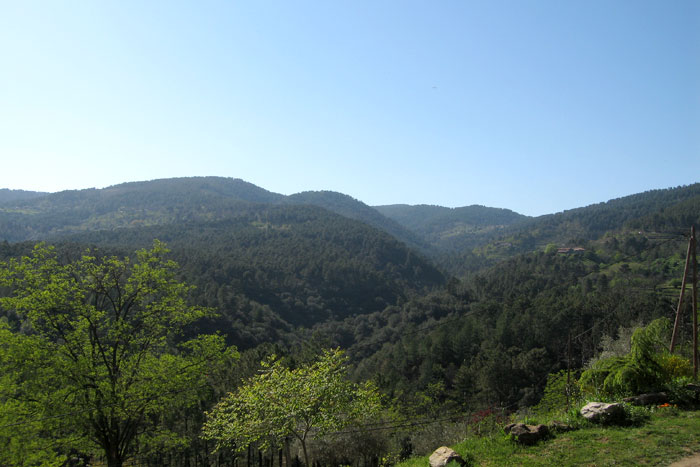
(429, 446, 465, 467)
(549, 420, 575, 433)
(580, 402, 625, 423)
(504, 423, 550, 445)
(623, 392, 669, 406)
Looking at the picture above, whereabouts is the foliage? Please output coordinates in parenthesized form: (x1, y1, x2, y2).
(0, 241, 238, 467)
(533, 370, 581, 417)
(579, 318, 674, 397)
(202, 348, 381, 467)
(664, 376, 700, 408)
(658, 354, 693, 379)
(375, 203, 527, 254)
(0, 320, 68, 467)
(1, 177, 698, 464)
(397, 409, 700, 467)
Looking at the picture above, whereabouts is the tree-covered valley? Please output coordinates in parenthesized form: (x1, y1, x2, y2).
(1, 177, 699, 466)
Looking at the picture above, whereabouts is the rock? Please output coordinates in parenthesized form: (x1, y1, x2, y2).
(504, 423, 550, 445)
(623, 392, 669, 406)
(429, 446, 465, 467)
(580, 402, 625, 423)
(549, 420, 575, 433)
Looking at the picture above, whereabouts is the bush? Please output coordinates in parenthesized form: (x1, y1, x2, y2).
(664, 376, 700, 408)
(579, 319, 672, 397)
(659, 354, 692, 379)
(533, 370, 582, 417)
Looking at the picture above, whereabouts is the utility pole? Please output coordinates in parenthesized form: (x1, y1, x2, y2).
(691, 226, 698, 379)
(669, 226, 698, 379)
(670, 228, 693, 353)
(566, 332, 572, 411)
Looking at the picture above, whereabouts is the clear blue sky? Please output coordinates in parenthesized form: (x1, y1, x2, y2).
(1, 0, 698, 216)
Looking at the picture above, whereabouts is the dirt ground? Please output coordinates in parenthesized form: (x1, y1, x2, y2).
(668, 453, 700, 467)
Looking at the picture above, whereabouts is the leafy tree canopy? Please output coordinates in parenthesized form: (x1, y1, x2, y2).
(202, 348, 381, 467)
(0, 241, 238, 467)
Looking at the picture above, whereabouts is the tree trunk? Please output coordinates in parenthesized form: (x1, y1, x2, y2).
(284, 438, 291, 467)
(106, 444, 123, 467)
(301, 441, 309, 467)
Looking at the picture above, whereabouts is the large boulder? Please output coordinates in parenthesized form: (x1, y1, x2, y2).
(580, 402, 625, 423)
(504, 423, 550, 445)
(429, 446, 465, 467)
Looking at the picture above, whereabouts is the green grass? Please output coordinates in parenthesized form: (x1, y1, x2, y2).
(396, 409, 700, 466)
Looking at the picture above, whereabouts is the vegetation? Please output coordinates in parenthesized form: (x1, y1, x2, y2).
(1, 177, 699, 465)
(203, 349, 381, 467)
(375, 204, 528, 253)
(0, 242, 238, 467)
(396, 408, 700, 467)
(579, 318, 691, 397)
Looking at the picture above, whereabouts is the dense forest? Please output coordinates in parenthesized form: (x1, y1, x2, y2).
(0, 177, 699, 466)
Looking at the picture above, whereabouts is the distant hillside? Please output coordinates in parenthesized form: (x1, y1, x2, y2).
(0, 188, 48, 204)
(375, 204, 529, 251)
(429, 183, 700, 277)
(287, 191, 431, 253)
(532, 184, 700, 235)
(483, 183, 700, 253)
(45, 204, 445, 348)
(0, 177, 286, 242)
(0, 178, 434, 252)
(1, 176, 698, 421)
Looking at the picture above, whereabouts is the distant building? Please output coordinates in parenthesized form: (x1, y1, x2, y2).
(557, 247, 586, 254)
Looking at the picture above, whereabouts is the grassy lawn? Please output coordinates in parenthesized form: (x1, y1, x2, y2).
(397, 409, 700, 466)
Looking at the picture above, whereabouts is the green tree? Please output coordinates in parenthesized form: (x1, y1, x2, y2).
(202, 348, 381, 467)
(0, 241, 238, 467)
(579, 318, 675, 397)
(544, 243, 558, 254)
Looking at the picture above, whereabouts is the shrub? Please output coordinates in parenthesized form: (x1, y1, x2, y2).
(533, 370, 582, 417)
(659, 354, 692, 379)
(579, 318, 671, 397)
(664, 376, 700, 408)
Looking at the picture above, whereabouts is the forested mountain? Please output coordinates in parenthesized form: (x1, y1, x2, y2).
(313, 227, 691, 412)
(0, 188, 47, 203)
(375, 204, 528, 252)
(287, 191, 430, 252)
(29, 204, 444, 349)
(0, 177, 700, 394)
(1, 176, 699, 466)
(0, 177, 284, 241)
(515, 184, 699, 243)
(437, 184, 700, 277)
(0, 178, 429, 250)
